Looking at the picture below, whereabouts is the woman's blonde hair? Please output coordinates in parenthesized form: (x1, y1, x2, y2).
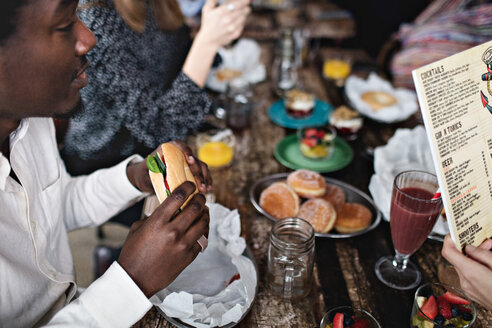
(84, 0, 184, 33)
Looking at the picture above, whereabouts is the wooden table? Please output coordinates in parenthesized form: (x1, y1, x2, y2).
(187, 1, 355, 41)
(135, 42, 492, 327)
(243, 0, 355, 40)
(243, 2, 355, 41)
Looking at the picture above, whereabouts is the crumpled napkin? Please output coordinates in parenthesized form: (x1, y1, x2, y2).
(206, 38, 266, 93)
(345, 73, 418, 123)
(368, 125, 449, 235)
(150, 203, 257, 327)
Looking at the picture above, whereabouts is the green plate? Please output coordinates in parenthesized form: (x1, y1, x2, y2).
(274, 134, 353, 172)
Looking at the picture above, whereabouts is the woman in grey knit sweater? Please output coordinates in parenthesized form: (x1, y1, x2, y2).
(62, 0, 250, 175)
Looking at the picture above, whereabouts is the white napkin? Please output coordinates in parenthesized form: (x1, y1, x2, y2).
(345, 73, 418, 123)
(368, 125, 449, 235)
(206, 38, 266, 93)
(151, 203, 257, 327)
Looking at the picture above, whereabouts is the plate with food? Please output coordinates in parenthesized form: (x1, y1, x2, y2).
(205, 39, 266, 93)
(268, 90, 333, 129)
(274, 134, 353, 173)
(344, 72, 418, 123)
(250, 170, 381, 238)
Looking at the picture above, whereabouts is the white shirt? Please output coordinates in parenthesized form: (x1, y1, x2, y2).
(0, 118, 152, 327)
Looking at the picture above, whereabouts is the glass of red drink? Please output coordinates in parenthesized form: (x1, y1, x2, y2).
(375, 170, 443, 290)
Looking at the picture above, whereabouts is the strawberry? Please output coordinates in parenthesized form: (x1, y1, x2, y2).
(333, 312, 344, 328)
(419, 295, 438, 320)
(443, 291, 471, 305)
(302, 138, 316, 148)
(316, 130, 326, 139)
(437, 296, 452, 319)
(457, 305, 471, 313)
(351, 318, 371, 328)
(305, 128, 318, 138)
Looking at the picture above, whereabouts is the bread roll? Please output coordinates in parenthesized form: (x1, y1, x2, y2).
(335, 203, 372, 234)
(259, 182, 300, 219)
(287, 169, 326, 198)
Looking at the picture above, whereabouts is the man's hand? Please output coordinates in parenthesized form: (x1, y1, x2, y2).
(126, 141, 212, 194)
(126, 159, 154, 193)
(172, 141, 212, 193)
(118, 181, 209, 298)
(442, 234, 492, 311)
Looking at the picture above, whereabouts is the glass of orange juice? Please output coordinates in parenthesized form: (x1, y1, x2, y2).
(196, 129, 235, 169)
(322, 56, 352, 87)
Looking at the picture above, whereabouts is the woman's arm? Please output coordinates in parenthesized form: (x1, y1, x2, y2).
(182, 0, 251, 87)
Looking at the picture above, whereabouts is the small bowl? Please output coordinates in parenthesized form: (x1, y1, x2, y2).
(196, 129, 235, 169)
(411, 282, 476, 328)
(297, 126, 336, 160)
(320, 306, 381, 328)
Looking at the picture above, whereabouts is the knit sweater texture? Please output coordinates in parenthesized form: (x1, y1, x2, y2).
(63, 0, 211, 172)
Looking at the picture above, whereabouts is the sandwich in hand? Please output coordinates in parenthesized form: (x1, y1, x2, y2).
(147, 142, 197, 206)
(146, 142, 208, 251)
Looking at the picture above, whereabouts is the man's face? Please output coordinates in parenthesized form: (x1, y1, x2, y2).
(0, 0, 96, 119)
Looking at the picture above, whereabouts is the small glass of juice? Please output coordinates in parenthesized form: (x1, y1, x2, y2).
(323, 57, 352, 87)
(196, 129, 235, 169)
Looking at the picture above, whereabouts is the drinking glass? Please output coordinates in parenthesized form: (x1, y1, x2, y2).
(375, 170, 443, 290)
(225, 78, 253, 131)
(322, 56, 352, 87)
(272, 29, 298, 97)
(297, 125, 336, 160)
(267, 217, 315, 299)
(196, 129, 235, 169)
(411, 283, 476, 328)
(320, 306, 381, 328)
(293, 28, 309, 68)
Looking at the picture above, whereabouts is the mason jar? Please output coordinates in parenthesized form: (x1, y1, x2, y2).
(267, 217, 315, 299)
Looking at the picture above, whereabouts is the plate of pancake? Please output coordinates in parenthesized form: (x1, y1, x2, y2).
(343, 73, 418, 123)
(250, 170, 381, 238)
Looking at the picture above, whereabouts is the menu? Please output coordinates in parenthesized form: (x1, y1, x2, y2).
(412, 40, 492, 250)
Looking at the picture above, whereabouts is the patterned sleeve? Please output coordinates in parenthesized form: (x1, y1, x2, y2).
(125, 70, 213, 149)
(66, 2, 212, 159)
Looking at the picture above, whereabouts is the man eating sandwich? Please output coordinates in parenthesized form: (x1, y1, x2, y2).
(0, 0, 211, 326)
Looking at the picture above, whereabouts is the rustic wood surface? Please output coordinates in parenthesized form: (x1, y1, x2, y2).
(134, 41, 492, 327)
(242, 2, 355, 41)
